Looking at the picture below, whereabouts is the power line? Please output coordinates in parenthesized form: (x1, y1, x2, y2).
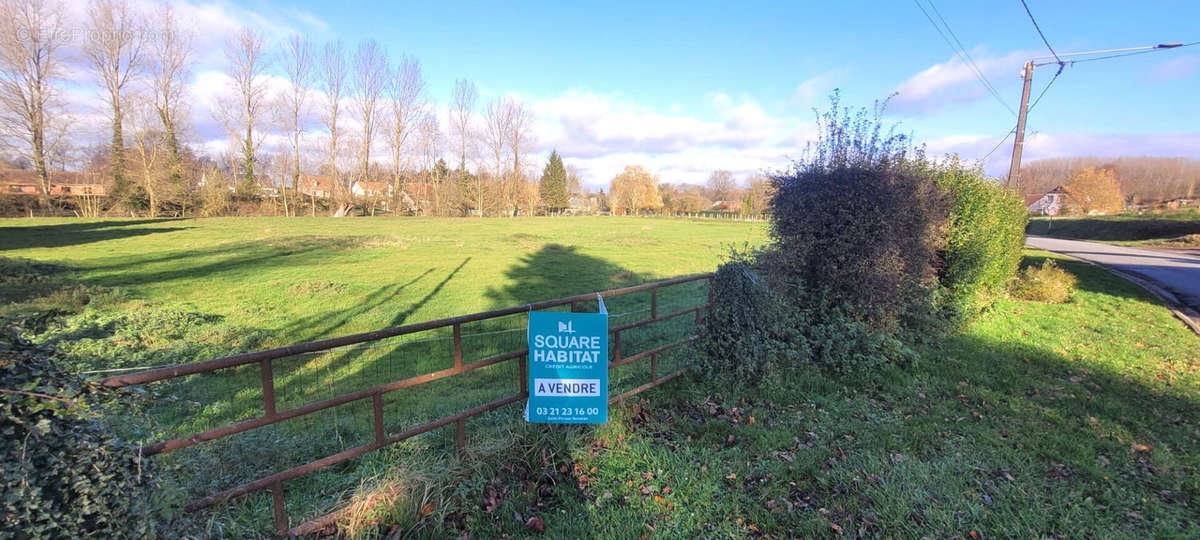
(981, 128, 1015, 161)
(1062, 41, 1199, 65)
(912, 0, 1017, 116)
(985, 64, 1061, 164)
(924, 0, 1016, 115)
(1020, 0, 1063, 65)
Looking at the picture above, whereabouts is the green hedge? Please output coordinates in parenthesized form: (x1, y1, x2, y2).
(933, 161, 1028, 322)
(701, 96, 1027, 379)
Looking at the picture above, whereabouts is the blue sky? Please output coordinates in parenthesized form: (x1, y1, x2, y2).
(68, 1, 1200, 186)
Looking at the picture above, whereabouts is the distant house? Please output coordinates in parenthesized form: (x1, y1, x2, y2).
(1, 169, 106, 196)
(298, 175, 334, 198)
(402, 182, 434, 201)
(711, 200, 743, 213)
(1025, 186, 1068, 216)
(564, 194, 605, 215)
(565, 196, 590, 215)
(1161, 197, 1197, 211)
(351, 180, 391, 198)
(2, 175, 39, 195)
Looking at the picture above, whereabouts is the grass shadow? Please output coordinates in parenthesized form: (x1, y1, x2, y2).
(82, 236, 366, 289)
(0, 218, 189, 251)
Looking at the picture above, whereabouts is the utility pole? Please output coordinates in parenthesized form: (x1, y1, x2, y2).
(1004, 42, 1185, 190)
(1006, 60, 1034, 188)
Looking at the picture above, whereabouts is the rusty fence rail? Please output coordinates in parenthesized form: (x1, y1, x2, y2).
(100, 273, 713, 535)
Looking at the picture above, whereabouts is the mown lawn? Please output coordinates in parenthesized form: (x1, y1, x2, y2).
(436, 251, 1199, 539)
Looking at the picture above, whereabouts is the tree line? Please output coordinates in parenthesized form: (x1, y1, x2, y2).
(0, 0, 780, 219)
(0, 0, 591, 218)
(607, 167, 771, 216)
(1019, 156, 1200, 204)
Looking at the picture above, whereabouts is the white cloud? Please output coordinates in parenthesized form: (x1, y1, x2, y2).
(891, 48, 1029, 115)
(526, 88, 802, 185)
(531, 88, 785, 159)
(791, 69, 844, 105)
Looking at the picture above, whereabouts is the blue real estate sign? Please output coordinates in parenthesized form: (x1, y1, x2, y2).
(526, 300, 608, 424)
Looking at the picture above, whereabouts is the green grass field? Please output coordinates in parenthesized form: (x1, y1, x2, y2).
(2, 217, 1197, 538)
(0, 216, 766, 342)
(0, 216, 767, 534)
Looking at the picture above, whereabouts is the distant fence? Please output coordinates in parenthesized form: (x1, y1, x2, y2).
(619, 211, 767, 221)
(99, 274, 713, 535)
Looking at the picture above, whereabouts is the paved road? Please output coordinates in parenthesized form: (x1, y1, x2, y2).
(1026, 236, 1200, 313)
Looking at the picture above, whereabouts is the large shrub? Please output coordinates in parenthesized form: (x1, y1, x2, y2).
(932, 159, 1028, 322)
(767, 95, 948, 334)
(698, 260, 809, 381)
(701, 94, 1028, 378)
(1, 328, 164, 537)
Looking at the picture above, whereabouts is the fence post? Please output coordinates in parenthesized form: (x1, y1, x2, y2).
(519, 351, 528, 396)
(271, 481, 287, 534)
(452, 323, 463, 370)
(260, 359, 277, 418)
(650, 289, 657, 319)
(372, 392, 384, 445)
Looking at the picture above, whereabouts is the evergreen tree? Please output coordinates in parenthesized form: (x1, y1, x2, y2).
(433, 158, 449, 182)
(539, 150, 569, 213)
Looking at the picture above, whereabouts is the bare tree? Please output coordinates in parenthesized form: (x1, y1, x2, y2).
(319, 40, 347, 204)
(0, 0, 67, 207)
(415, 106, 445, 214)
(126, 94, 162, 216)
(352, 40, 387, 184)
(505, 97, 534, 215)
(220, 28, 270, 190)
(706, 169, 736, 201)
(85, 0, 147, 198)
(147, 3, 191, 188)
(481, 96, 511, 216)
(566, 164, 583, 197)
(448, 78, 476, 174)
(506, 97, 534, 177)
(385, 55, 424, 209)
(279, 34, 312, 216)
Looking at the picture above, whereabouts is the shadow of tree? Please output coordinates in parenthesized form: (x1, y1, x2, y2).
(484, 243, 641, 308)
(0, 218, 189, 251)
(82, 236, 366, 289)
